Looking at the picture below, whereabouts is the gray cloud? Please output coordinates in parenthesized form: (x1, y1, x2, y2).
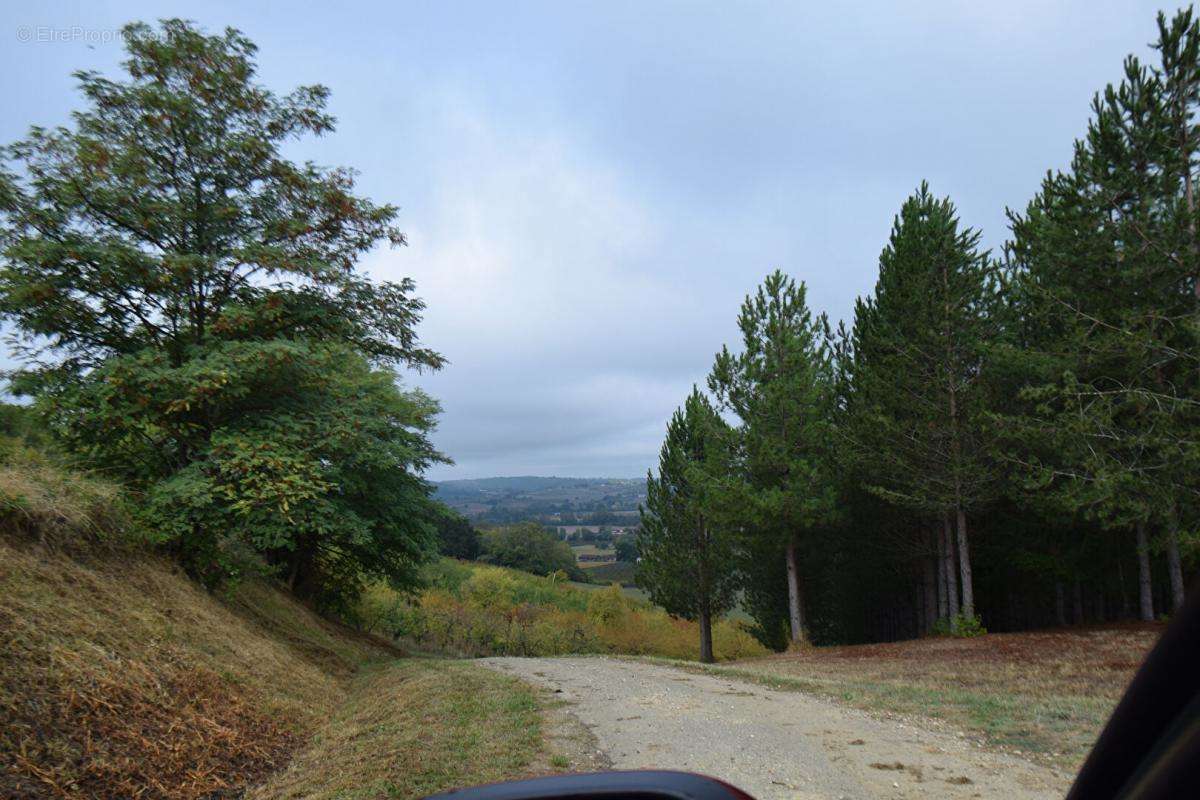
(1, 0, 1167, 478)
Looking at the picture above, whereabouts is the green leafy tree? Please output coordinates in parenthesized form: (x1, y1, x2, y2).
(479, 522, 581, 578)
(613, 535, 638, 563)
(708, 271, 838, 646)
(838, 184, 999, 624)
(637, 388, 739, 662)
(0, 20, 444, 603)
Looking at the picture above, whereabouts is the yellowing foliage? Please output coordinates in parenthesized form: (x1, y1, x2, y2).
(359, 561, 767, 662)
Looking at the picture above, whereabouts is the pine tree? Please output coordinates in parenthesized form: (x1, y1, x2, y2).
(637, 388, 739, 662)
(838, 184, 998, 624)
(1002, 8, 1200, 614)
(708, 271, 838, 646)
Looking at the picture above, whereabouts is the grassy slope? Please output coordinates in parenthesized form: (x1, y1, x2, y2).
(363, 559, 767, 661)
(0, 537, 386, 797)
(253, 660, 545, 800)
(654, 627, 1160, 771)
(1, 537, 559, 799)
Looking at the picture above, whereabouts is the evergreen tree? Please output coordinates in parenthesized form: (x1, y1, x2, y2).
(436, 510, 482, 560)
(838, 184, 999, 623)
(1002, 8, 1200, 614)
(708, 271, 838, 645)
(637, 388, 739, 662)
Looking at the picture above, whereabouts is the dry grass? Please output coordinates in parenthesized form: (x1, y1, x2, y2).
(664, 627, 1161, 770)
(0, 537, 393, 799)
(0, 452, 569, 799)
(0, 450, 127, 550)
(251, 659, 549, 800)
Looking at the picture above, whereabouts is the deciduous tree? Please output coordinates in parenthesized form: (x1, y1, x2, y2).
(0, 20, 444, 604)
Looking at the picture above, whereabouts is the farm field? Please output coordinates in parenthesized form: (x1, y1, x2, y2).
(570, 544, 616, 560)
(568, 579, 650, 603)
(683, 625, 1162, 771)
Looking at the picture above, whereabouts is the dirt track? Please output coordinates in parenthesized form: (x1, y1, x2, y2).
(480, 656, 1070, 800)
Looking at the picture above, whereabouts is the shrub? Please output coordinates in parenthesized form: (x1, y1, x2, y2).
(587, 584, 630, 625)
(952, 613, 987, 637)
(463, 568, 519, 609)
(932, 613, 987, 638)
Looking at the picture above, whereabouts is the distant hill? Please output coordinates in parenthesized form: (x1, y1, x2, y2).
(434, 476, 646, 525)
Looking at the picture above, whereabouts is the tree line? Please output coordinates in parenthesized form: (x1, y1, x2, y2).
(638, 7, 1200, 659)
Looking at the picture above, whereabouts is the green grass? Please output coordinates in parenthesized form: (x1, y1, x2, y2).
(583, 561, 636, 585)
(251, 659, 550, 800)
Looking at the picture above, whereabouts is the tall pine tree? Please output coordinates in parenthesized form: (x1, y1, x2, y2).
(839, 184, 998, 624)
(637, 388, 739, 663)
(709, 271, 838, 646)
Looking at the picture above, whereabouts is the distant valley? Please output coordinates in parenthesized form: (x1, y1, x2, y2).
(433, 476, 645, 525)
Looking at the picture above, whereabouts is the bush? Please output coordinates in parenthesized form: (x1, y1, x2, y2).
(953, 613, 987, 637)
(932, 613, 987, 638)
(463, 568, 519, 609)
(587, 584, 630, 625)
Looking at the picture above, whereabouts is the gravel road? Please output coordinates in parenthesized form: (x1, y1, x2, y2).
(479, 656, 1070, 800)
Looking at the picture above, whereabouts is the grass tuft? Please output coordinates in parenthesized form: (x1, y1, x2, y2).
(0, 441, 130, 551)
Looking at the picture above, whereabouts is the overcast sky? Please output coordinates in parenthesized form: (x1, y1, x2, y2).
(0, 1, 1170, 479)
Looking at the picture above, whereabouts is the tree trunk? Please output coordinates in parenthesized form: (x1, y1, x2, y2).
(1136, 521, 1155, 621)
(1055, 581, 1067, 627)
(923, 548, 937, 634)
(943, 513, 959, 629)
(785, 538, 806, 646)
(288, 559, 301, 592)
(955, 506, 974, 619)
(1166, 517, 1186, 613)
(698, 607, 714, 663)
(1117, 558, 1131, 619)
(936, 523, 948, 620)
(1073, 579, 1084, 624)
